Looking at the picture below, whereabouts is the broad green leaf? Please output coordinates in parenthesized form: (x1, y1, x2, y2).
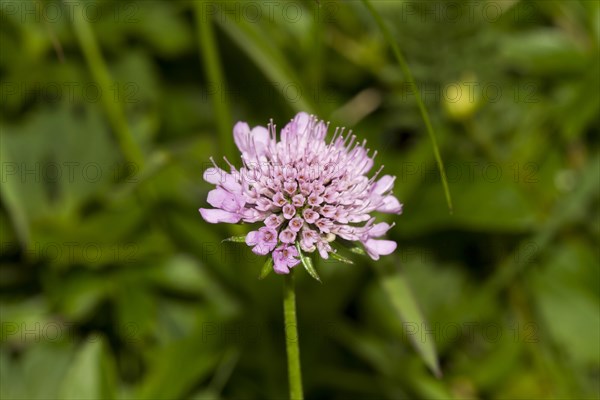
(376, 264, 441, 378)
(20, 343, 75, 400)
(332, 321, 395, 372)
(54, 274, 110, 321)
(0, 103, 118, 225)
(152, 255, 240, 317)
(59, 337, 116, 400)
(259, 257, 274, 280)
(530, 241, 600, 366)
(501, 30, 588, 75)
(474, 152, 600, 307)
(0, 349, 25, 400)
(0, 139, 30, 247)
(129, 2, 193, 57)
(1, 343, 74, 400)
(136, 332, 220, 399)
(295, 242, 322, 283)
(399, 172, 538, 235)
(114, 284, 156, 341)
(108, 150, 170, 201)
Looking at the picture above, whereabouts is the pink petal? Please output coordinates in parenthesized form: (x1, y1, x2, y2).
(220, 179, 242, 194)
(273, 263, 290, 274)
(364, 239, 397, 260)
(241, 209, 265, 223)
(377, 195, 403, 214)
(250, 126, 270, 155)
(207, 188, 231, 208)
(199, 208, 240, 224)
(282, 112, 310, 144)
(252, 243, 271, 255)
(347, 214, 371, 223)
(369, 222, 392, 238)
(294, 112, 311, 134)
(373, 175, 396, 195)
(288, 257, 301, 268)
(358, 157, 374, 174)
(245, 230, 260, 246)
(203, 167, 227, 185)
(233, 122, 251, 153)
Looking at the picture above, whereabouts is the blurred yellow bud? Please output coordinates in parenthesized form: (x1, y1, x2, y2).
(443, 75, 481, 121)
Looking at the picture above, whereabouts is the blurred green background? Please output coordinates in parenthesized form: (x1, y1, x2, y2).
(1, 0, 599, 399)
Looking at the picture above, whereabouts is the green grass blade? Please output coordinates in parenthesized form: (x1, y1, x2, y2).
(215, 16, 315, 114)
(71, 11, 144, 168)
(194, 2, 235, 160)
(360, 0, 453, 213)
(375, 262, 442, 378)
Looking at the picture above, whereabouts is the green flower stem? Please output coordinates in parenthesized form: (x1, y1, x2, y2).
(283, 271, 304, 400)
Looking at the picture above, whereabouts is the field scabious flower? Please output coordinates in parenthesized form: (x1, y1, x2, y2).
(200, 112, 402, 275)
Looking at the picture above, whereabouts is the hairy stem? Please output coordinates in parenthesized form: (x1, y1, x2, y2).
(283, 271, 304, 400)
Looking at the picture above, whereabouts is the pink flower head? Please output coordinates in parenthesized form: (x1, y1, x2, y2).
(199, 112, 403, 274)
